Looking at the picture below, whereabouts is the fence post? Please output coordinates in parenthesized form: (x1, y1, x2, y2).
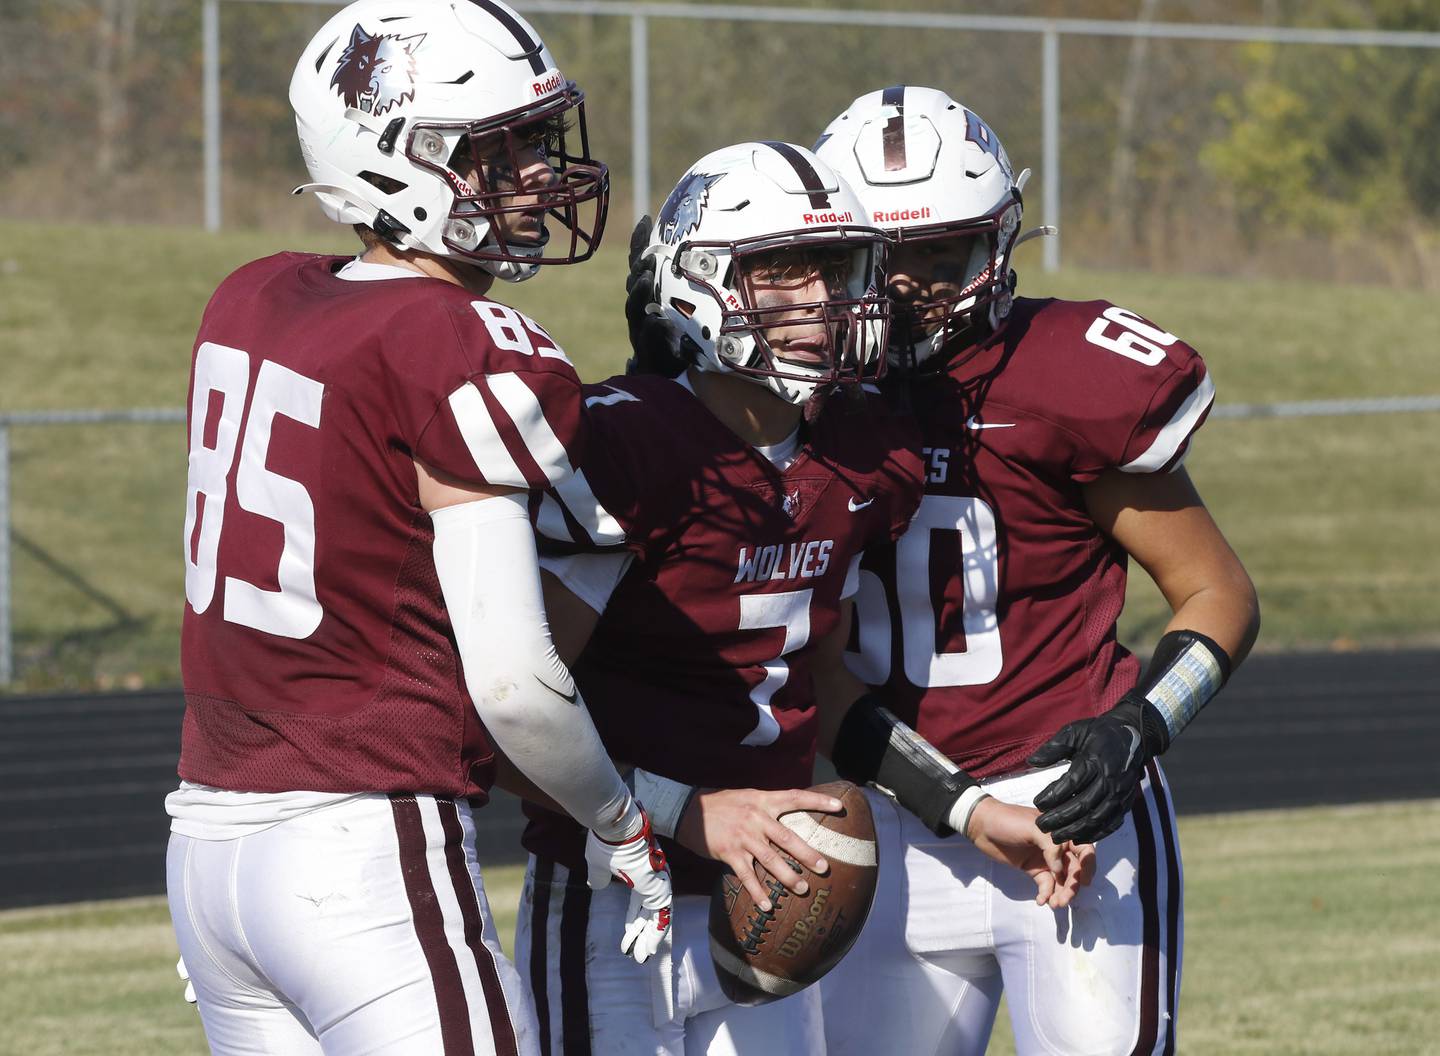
(0, 423, 11, 686)
(1042, 25, 1061, 273)
(204, 0, 222, 233)
(631, 13, 651, 225)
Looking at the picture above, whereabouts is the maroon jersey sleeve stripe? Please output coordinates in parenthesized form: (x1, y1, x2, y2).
(460, 374, 573, 489)
(559, 871, 594, 1055)
(1128, 788, 1162, 1056)
(439, 372, 580, 490)
(1126, 769, 1181, 1056)
(535, 476, 630, 557)
(436, 799, 521, 1056)
(535, 490, 597, 551)
(389, 794, 475, 1055)
(1120, 369, 1216, 474)
(1148, 762, 1183, 1055)
(528, 858, 556, 1055)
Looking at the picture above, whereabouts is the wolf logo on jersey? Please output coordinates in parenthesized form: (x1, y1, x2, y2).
(330, 24, 423, 116)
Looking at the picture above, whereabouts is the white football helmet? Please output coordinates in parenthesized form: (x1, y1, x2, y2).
(644, 142, 890, 406)
(290, 0, 608, 282)
(815, 86, 1035, 368)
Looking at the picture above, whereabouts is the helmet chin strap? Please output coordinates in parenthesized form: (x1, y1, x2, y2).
(891, 312, 961, 371)
(894, 261, 1022, 373)
(477, 227, 548, 283)
(706, 334, 826, 408)
(480, 256, 542, 283)
(767, 371, 822, 407)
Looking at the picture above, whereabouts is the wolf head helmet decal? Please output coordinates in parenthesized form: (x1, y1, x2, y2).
(657, 171, 726, 244)
(330, 25, 425, 116)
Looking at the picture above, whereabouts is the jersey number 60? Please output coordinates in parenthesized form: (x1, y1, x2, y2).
(849, 495, 1003, 688)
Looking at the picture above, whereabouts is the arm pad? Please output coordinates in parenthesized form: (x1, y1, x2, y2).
(1125, 628, 1233, 757)
(831, 694, 982, 837)
(629, 768, 699, 839)
(431, 495, 640, 841)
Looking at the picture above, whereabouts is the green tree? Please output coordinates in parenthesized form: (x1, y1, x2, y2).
(1202, 2, 1440, 247)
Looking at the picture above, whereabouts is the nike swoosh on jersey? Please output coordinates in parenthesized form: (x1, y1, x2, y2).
(965, 415, 1016, 430)
(848, 497, 876, 512)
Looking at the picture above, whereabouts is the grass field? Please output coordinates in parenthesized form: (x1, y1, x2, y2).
(3, 800, 1437, 1055)
(2, 219, 1439, 690)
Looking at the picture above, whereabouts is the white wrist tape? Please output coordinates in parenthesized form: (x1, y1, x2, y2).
(630, 769, 696, 839)
(945, 785, 993, 841)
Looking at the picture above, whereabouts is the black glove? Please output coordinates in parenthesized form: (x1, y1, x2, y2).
(623, 215, 687, 378)
(1028, 695, 1153, 844)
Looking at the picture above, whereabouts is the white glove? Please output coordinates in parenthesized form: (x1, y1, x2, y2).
(177, 956, 197, 1005)
(584, 809, 673, 964)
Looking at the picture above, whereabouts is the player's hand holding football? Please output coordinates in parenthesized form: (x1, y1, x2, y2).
(584, 808, 674, 965)
(1028, 706, 1147, 844)
(675, 787, 844, 912)
(966, 798, 1096, 909)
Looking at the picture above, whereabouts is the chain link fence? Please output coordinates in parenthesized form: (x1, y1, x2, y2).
(5, 1, 1440, 284)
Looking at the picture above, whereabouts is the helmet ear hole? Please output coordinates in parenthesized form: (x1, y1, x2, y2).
(359, 171, 408, 195)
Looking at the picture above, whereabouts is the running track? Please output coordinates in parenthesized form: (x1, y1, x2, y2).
(1, 649, 1435, 909)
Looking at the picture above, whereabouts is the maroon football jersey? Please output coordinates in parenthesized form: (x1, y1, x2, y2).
(179, 253, 584, 798)
(846, 297, 1215, 778)
(523, 375, 923, 892)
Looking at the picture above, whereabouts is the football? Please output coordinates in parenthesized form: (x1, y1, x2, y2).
(708, 780, 878, 1005)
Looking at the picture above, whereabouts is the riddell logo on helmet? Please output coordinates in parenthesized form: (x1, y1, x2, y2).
(531, 71, 563, 97)
(802, 211, 854, 225)
(872, 206, 932, 223)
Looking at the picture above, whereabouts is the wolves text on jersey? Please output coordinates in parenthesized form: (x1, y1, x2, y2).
(921, 446, 951, 484)
(734, 539, 835, 584)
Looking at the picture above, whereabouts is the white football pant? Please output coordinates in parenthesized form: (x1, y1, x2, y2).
(821, 762, 1183, 1056)
(168, 793, 538, 1055)
(515, 857, 825, 1056)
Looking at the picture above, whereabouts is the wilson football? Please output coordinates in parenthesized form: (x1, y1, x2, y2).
(708, 780, 878, 1005)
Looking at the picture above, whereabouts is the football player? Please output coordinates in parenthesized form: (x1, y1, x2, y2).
(812, 87, 1262, 1055)
(511, 142, 1089, 1056)
(166, 3, 669, 1054)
